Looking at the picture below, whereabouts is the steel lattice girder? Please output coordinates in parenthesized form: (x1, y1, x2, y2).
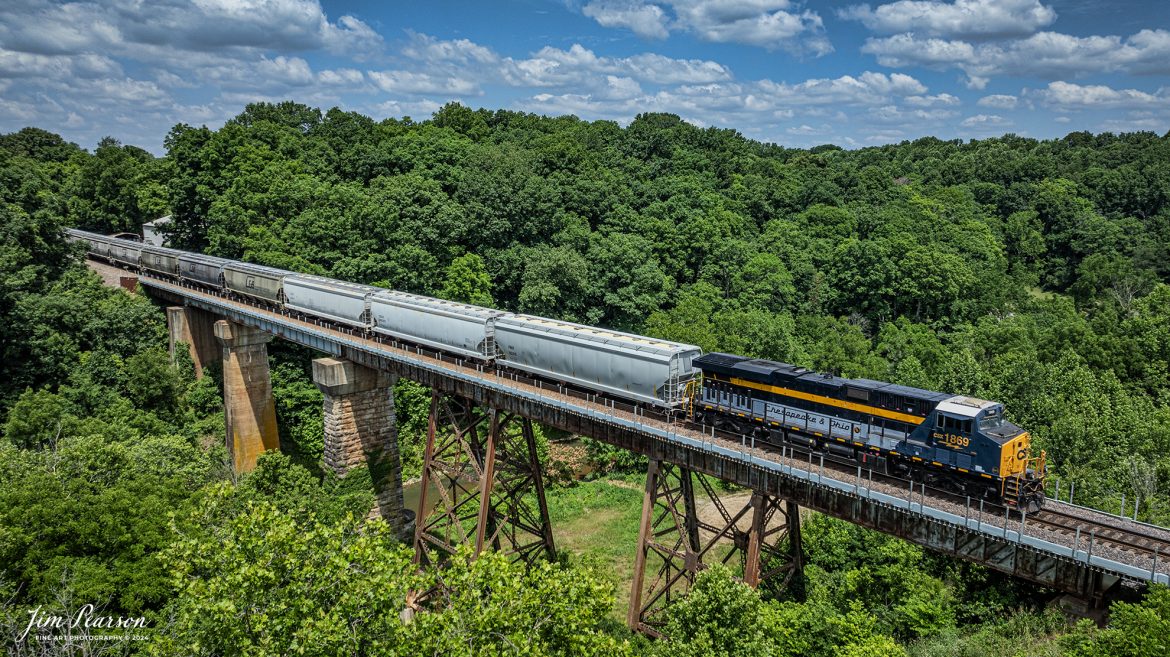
(413, 391, 555, 568)
(628, 460, 802, 636)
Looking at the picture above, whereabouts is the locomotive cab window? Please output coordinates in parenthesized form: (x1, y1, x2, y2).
(938, 415, 972, 434)
(979, 409, 1004, 430)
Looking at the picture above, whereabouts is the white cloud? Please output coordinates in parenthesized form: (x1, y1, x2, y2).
(255, 56, 315, 86)
(1029, 81, 1168, 109)
(1054, 116, 1071, 123)
(369, 98, 444, 120)
(583, 1, 670, 39)
(507, 44, 732, 86)
(864, 128, 908, 143)
(368, 70, 480, 96)
(863, 29, 1170, 87)
(578, 1, 832, 54)
(318, 68, 365, 86)
(841, 0, 1057, 38)
(868, 104, 958, 123)
(0, 49, 123, 79)
(321, 14, 383, 55)
(861, 34, 974, 67)
(516, 68, 938, 145)
(0, 0, 382, 57)
(960, 113, 1011, 128)
(754, 71, 926, 106)
(600, 75, 644, 100)
(0, 0, 387, 150)
(977, 94, 1018, 109)
(904, 92, 960, 106)
(402, 37, 732, 89)
(80, 78, 173, 109)
(1099, 117, 1169, 133)
(400, 32, 498, 65)
(624, 53, 732, 84)
(672, 0, 831, 53)
(787, 123, 828, 135)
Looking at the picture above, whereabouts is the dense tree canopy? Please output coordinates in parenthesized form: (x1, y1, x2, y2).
(2, 106, 1169, 655)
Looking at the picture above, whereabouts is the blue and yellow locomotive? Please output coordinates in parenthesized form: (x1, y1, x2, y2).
(693, 353, 1047, 511)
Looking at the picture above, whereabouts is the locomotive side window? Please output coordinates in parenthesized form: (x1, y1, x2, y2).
(938, 415, 973, 434)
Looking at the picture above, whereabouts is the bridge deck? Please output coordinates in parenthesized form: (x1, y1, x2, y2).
(132, 273, 1169, 597)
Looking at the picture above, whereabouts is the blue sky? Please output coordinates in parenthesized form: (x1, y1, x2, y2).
(1, 1, 1167, 153)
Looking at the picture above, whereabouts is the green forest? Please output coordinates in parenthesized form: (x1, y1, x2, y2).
(2, 102, 1169, 655)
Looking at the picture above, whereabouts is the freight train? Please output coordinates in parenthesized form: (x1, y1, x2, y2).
(68, 229, 1047, 511)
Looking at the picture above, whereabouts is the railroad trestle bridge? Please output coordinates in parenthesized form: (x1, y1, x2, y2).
(93, 262, 1170, 633)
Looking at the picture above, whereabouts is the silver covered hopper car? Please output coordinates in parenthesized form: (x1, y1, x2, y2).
(493, 314, 701, 408)
(141, 245, 182, 276)
(107, 238, 143, 269)
(369, 292, 505, 360)
(178, 252, 229, 288)
(283, 274, 380, 328)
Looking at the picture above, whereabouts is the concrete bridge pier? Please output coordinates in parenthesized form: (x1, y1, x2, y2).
(214, 320, 280, 473)
(312, 357, 407, 538)
(628, 459, 803, 636)
(166, 305, 220, 378)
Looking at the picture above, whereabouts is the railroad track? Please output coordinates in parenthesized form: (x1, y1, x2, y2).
(679, 417, 1170, 566)
(1029, 507, 1170, 560)
(137, 267, 1170, 575)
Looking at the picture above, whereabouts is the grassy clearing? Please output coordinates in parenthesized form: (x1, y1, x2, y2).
(545, 478, 646, 618)
(543, 473, 751, 620)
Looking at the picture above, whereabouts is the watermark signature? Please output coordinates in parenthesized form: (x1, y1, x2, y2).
(18, 604, 149, 643)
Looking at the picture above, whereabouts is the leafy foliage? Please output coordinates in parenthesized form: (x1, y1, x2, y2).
(4, 108, 1170, 654)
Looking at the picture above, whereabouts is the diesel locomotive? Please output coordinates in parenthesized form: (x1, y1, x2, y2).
(694, 353, 1046, 511)
(68, 228, 1046, 511)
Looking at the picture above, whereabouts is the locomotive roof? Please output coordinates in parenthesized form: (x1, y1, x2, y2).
(695, 352, 951, 402)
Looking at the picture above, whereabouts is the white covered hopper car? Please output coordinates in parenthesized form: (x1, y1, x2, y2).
(65, 228, 703, 409)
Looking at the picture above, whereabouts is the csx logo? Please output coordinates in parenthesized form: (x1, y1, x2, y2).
(246, 276, 257, 289)
(932, 432, 970, 449)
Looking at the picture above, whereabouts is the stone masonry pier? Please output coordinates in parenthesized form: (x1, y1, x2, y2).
(215, 319, 280, 473)
(167, 305, 220, 378)
(312, 357, 406, 538)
